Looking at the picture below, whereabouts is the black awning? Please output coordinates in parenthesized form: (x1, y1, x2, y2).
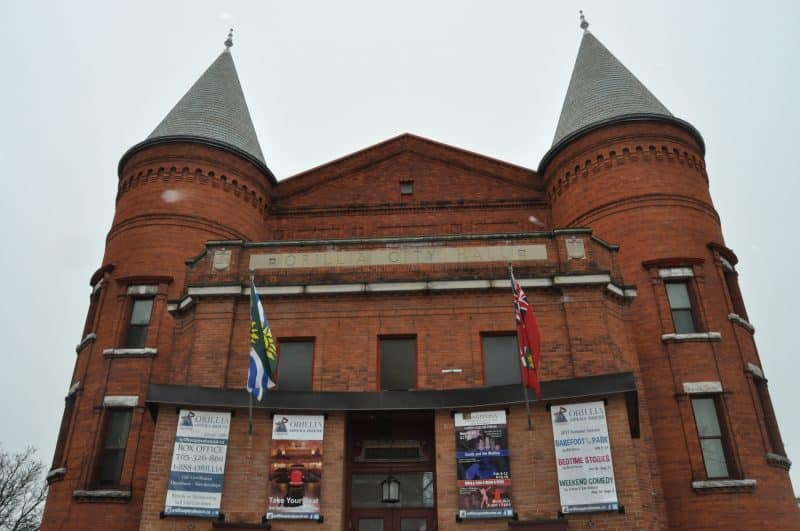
(147, 372, 636, 412)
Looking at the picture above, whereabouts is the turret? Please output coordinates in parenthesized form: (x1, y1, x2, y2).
(540, 14, 796, 528)
(41, 33, 274, 529)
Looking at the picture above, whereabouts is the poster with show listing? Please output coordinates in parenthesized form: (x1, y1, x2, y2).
(454, 410, 514, 520)
(164, 410, 231, 518)
(266, 415, 324, 521)
(551, 401, 619, 514)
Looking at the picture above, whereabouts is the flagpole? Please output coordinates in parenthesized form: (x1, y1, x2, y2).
(510, 263, 534, 431)
(248, 393, 254, 436)
(248, 270, 255, 437)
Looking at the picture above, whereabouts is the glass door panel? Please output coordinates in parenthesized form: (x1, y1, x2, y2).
(358, 517, 385, 531)
(399, 517, 427, 531)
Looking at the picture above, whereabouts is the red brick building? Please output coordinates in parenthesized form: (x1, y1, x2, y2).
(41, 20, 798, 531)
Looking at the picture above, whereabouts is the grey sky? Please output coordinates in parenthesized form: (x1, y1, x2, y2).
(1, 1, 797, 494)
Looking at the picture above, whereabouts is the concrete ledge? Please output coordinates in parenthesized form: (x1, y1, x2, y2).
(661, 332, 721, 343)
(188, 285, 242, 296)
(766, 453, 792, 470)
(428, 280, 490, 290)
(75, 333, 96, 353)
(306, 283, 364, 294)
(746, 362, 764, 379)
(366, 282, 428, 292)
(659, 267, 694, 278)
(73, 489, 132, 500)
(46, 467, 66, 482)
(67, 381, 81, 397)
(103, 348, 157, 358)
(185, 276, 625, 297)
(553, 274, 611, 286)
(103, 395, 139, 407)
(728, 313, 755, 333)
(127, 284, 158, 296)
(92, 278, 105, 295)
(683, 381, 723, 394)
(257, 285, 305, 295)
(692, 479, 756, 491)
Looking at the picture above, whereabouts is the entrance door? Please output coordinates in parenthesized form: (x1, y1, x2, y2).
(352, 508, 433, 531)
(348, 412, 437, 531)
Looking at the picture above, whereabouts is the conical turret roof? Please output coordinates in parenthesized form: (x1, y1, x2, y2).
(120, 45, 274, 181)
(541, 21, 703, 172)
(552, 30, 673, 147)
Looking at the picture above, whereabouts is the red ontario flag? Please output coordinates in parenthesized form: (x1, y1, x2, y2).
(511, 270, 542, 398)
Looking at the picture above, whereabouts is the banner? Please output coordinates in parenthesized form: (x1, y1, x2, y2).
(454, 410, 514, 520)
(266, 415, 324, 521)
(551, 401, 619, 514)
(164, 410, 231, 517)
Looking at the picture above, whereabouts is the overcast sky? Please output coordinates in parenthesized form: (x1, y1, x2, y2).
(1, 1, 797, 495)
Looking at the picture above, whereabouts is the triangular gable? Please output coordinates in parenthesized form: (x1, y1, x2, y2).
(273, 134, 543, 209)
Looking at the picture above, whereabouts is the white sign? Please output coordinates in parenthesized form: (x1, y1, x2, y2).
(551, 401, 619, 514)
(271, 414, 325, 441)
(164, 410, 231, 518)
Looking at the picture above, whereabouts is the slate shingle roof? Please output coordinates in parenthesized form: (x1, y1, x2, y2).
(148, 49, 266, 167)
(552, 30, 673, 148)
(539, 29, 704, 173)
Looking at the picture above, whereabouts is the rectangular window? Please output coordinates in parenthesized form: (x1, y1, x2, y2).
(753, 377, 785, 456)
(277, 340, 314, 391)
(400, 181, 414, 195)
(95, 408, 132, 488)
(380, 338, 416, 390)
(51, 394, 76, 468)
(722, 261, 748, 320)
(691, 397, 732, 479)
(666, 282, 697, 334)
(82, 291, 100, 339)
(124, 298, 153, 348)
(482, 335, 520, 386)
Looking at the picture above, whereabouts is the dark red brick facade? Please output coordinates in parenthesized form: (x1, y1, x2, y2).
(41, 98, 797, 531)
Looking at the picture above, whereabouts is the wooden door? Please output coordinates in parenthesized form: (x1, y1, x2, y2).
(351, 508, 434, 531)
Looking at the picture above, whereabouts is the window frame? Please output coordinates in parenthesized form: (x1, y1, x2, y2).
(94, 407, 133, 489)
(721, 258, 748, 320)
(378, 336, 417, 391)
(123, 297, 154, 348)
(480, 333, 521, 387)
(51, 392, 77, 469)
(690, 395, 737, 480)
(399, 180, 414, 196)
(665, 280, 699, 334)
(752, 375, 786, 457)
(276, 338, 315, 391)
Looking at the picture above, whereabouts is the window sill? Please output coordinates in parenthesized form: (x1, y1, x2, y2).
(766, 453, 792, 471)
(691, 479, 756, 492)
(103, 347, 158, 358)
(73, 489, 132, 501)
(46, 467, 66, 483)
(728, 313, 755, 333)
(661, 332, 721, 343)
(75, 333, 96, 353)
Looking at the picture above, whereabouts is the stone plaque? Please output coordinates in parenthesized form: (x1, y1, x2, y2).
(212, 249, 232, 271)
(250, 244, 547, 270)
(565, 237, 585, 260)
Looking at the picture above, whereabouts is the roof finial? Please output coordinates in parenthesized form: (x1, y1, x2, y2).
(224, 28, 234, 49)
(579, 10, 589, 32)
